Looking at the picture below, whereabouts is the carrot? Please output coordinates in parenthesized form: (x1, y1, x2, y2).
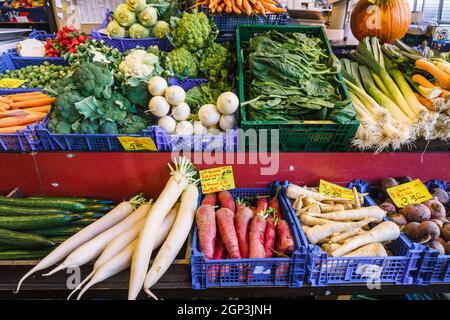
(213, 233, 227, 259)
(276, 219, 294, 256)
(216, 208, 241, 258)
(242, 0, 252, 15)
(249, 213, 266, 258)
(306, 206, 386, 222)
(415, 59, 450, 89)
(217, 4, 224, 12)
(414, 92, 434, 111)
(231, 0, 242, 13)
(218, 191, 235, 213)
(10, 97, 56, 109)
(0, 102, 9, 110)
(196, 204, 216, 259)
(0, 97, 13, 104)
(236, 0, 243, 8)
(330, 221, 400, 257)
(9, 93, 48, 102)
(201, 193, 217, 206)
(269, 195, 282, 220)
(234, 203, 253, 258)
(0, 126, 27, 134)
(264, 215, 276, 257)
(256, 197, 268, 215)
(304, 218, 377, 244)
(0, 112, 46, 128)
(441, 89, 449, 98)
(260, 1, 286, 13)
(25, 105, 51, 113)
(411, 74, 436, 89)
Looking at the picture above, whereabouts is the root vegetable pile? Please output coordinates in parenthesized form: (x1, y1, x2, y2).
(193, 0, 287, 15)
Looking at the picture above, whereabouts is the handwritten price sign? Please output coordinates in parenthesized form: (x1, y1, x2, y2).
(199, 166, 235, 194)
(386, 179, 433, 208)
(319, 179, 356, 201)
(117, 137, 157, 151)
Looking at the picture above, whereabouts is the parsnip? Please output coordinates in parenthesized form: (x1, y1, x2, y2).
(305, 218, 376, 244)
(306, 206, 386, 222)
(343, 243, 388, 257)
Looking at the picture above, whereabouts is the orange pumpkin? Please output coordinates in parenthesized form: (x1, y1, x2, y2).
(350, 0, 411, 44)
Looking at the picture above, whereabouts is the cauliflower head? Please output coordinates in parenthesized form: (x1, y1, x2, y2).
(165, 47, 198, 78)
(172, 11, 215, 52)
(119, 49, 159, 79)
(199, 43, 233, 80)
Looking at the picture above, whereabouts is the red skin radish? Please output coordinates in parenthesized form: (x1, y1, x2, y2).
(213, 233, 227, 259)
(234, 205, 253, 258)
(196, 204, 216, 259)
(269, 197, 282, 220)
(216, 208, 241, 259)
(218, 191, 236, 213)
(201, 193, 217, 206)
(249, 214, 267, 258)
(264, 216, 276, 258)
(256, 197, 269, 215)
(276, 219, 295, 256)
(250, 206, 257, 216)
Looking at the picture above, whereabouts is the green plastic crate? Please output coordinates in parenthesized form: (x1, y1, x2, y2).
(236, 24, 359, 152)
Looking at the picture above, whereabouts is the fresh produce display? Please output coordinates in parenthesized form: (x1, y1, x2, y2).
(148, 76, 239, 135)
(193, 0, 287, 15)
(196, 190, 295, 260)
(105, 0, 174, 39)
(0, 91, 53, 133)
(0, 63, 72, 88)
(343, 37, 450, 151)
(286, 182, 400, 257)
(0, 195, 113, 261)
(44, 26, 89, 57)
(241, 31, 356, 123)
(376, 177, 450, 255)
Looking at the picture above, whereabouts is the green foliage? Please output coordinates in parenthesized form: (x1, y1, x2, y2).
(185, 80, 234, 113)
(164, 47, 198, 78)
(100, 121, 119, 134)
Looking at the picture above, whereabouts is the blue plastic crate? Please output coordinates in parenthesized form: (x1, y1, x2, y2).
(282, 180, 423, 286)
(168, 78, 208, 91)
(414, 179, 450, 284)
(35, 116, 164, 152)
(190, 182, 307, 289)
(0, 54, 45, 94)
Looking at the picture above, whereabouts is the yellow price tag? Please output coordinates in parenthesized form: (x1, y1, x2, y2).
(319, 179, 356, 201)
(117, 137, 157, 151)
(199, 166, 235, 194)
(0, 78, 26, 88)
(386, 179, 433, 208)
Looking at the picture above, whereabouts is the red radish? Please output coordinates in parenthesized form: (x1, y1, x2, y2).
(264, 216, 276, 258)
(276, 220, 295, 256)
(249, 214, 267, 258)
(216, 208, 241, 259)
(234, 204, 253, 258)
(256, 197, 269, 215)
(201, 193, 217, 206)
(213, 233, 227, 259)
(218, 191, 235, 213)
(269, 196, 282, 220)
(195, 204, 216, 259)
(250, 206, 257, 216)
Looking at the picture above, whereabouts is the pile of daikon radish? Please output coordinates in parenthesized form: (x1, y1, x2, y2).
(15, 156, 199, 300)
(286, 183, 401, 258)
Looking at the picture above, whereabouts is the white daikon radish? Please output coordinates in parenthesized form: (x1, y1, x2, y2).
(148, 76, 167, 96)
(158, 115, 176, 134)
(144, 184, 198, 299)
(15, 194, 145, 293)
(216, 92, 239, 115)
(129, 157, 197, 300)
(165, 85, 185, 105)
(149, 96, 170, 117)
(198, 104, 220, 126)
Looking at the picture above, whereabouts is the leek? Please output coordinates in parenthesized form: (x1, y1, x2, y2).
(388, 69, 426, 117)
(371, 71, 394, 101)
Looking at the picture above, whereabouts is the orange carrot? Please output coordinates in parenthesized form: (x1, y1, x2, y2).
(260, 1, 286, 13)
(441, 89, 449, 98)
(9, 97, 56, 110)
(415, 92, 434, 111)
(231, 0, 242, 13)
(411, 74, 435, 88)
(217, 3, 224, 12)
(0, 112, 46, 128)
(25, 105, 51, 113)
(0, 102, 9, 110)
(0, 97, 13, 104)
(0, 125, 27, 134)
(415, 59, 450, 89)
(236, 0, 243, 8)
(9, 93, 48, 102)
(255, 0, 266, 15)
(242, 0, 252, 15)
(5, 91, 43, 98)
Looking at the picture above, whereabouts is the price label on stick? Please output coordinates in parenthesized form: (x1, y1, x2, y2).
(199, 166, 235, 194)
(386, 179, 433, 208)
(0, 78, 25, 88)
(319, 179, 356, 201)
(117, 137, 157, 151)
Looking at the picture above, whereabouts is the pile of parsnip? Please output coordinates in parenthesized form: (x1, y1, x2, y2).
(286, 183, 401, 258)
(15, 157, 199, 300)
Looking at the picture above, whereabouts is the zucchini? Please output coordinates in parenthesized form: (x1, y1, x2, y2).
(81, 211, 104, 219)
(27, 196, 114, 205)
(0, 196, 87, 212)
(48, 236, 68, 246)
(0, 228, 54, 249)
(72, 218, 97, 227)
(31, 226, 82, 237)
(82, 204, 115, 213)
(0, 204, 71, 216)
(0, 249, 51, 260)
(0, 214, 81, 231)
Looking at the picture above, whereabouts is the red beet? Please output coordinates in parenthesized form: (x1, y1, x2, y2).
(195, 204, 216, 259)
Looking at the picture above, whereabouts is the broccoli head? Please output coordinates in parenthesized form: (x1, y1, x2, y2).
(199, 43, 233, 80)
(172, 11, 216, 52)
(119, 114, 149, 134)
(124, 79, 149, 108)
(165, 48, 198, 78)
(101, 92, 131, 122)
(47, 113, 73, 134)
(55, 90, 85, 123)
(78, 119, 100, 134)
(100, 121, 119, 134)
(73, 62, 114, 99)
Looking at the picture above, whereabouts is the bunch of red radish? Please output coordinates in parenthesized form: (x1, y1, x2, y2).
(44, 26, 89, 57)
(196, 190, 295, 261)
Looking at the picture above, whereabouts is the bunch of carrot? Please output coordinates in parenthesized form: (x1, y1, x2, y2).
(196, 190, 295, 262)
(193, 0, 286, 15)
(0, 92, 54, 134)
